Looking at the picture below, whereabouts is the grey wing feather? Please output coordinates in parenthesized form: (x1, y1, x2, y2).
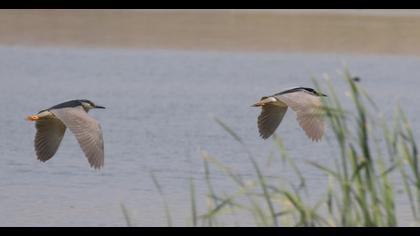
(275, 91, 325, 141)
(295, 112, 325, 141)
(35, 118, 66, 162)
(51, 107, 104, 169)
(257, 104, 288, 139)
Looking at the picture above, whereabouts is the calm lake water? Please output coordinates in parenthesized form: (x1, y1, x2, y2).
(1, 46, 420, 226)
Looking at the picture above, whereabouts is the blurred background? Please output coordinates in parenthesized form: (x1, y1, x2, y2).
(2, 9, 420, 54)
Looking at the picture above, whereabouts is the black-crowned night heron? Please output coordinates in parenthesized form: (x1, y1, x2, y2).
(26, 99, 105, 169)
(252, 87, 327, 141)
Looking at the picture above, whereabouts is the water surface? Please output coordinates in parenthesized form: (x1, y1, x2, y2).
(0, 47, 419, 226)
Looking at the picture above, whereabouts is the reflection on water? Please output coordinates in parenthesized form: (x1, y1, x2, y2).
(0, 47, 419, 226)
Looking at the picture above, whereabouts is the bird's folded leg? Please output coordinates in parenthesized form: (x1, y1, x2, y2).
(26, 115, 40, 121)
(26, 110, 53, 121)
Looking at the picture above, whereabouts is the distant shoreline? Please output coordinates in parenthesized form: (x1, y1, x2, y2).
(1, 9, 420, 56)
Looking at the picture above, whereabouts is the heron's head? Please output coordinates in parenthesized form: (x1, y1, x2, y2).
(301, 87, 327, 97)
(79, 99, 106, 111)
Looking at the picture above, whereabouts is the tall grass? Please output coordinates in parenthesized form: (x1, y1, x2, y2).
(124, 70, 420, 226)
(200, 70, 420, 226)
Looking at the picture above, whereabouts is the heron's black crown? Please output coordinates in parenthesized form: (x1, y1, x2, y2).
(39, 99, 95, 113)
(274, 87, 326, 97)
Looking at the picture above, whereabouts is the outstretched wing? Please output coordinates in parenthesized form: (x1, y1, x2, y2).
(257, 102, 288, 139)
(51, 107, 104, 169)
(275, 91, 325, 141)
(34, 118, 66, 162)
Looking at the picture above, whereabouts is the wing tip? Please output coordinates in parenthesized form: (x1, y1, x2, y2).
(311, 137, 322, 142)
(36, 157, 49, 163)
(89, 159, 104, 170)
(91, 164, 104, 170)
(307, 133, 324, 142)
(258, 130, 273, 140)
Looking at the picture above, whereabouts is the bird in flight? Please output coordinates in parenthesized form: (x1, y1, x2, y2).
(26, 99, 105, 169)
(252, 87, 327, 141)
